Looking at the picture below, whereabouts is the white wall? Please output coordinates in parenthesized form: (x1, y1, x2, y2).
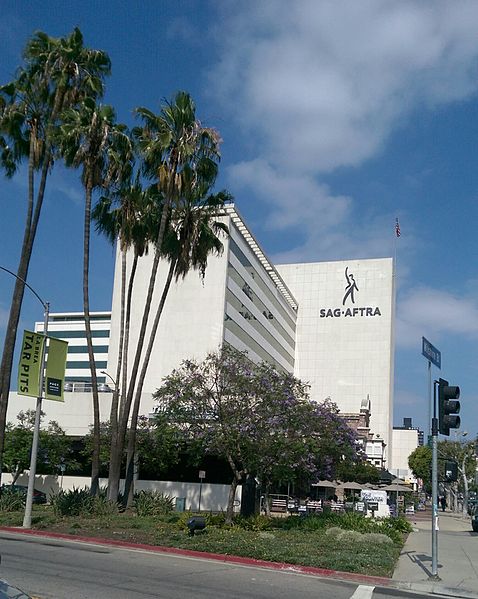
(3, 473, 241, 513)
(390, 429, 419, 483)
(6, 391, 155, 437)
(108, 233, 230, 397)
(277, 258, 395, 465)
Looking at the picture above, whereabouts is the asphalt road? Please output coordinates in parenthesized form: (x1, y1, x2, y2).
(0, 530, 437, 599)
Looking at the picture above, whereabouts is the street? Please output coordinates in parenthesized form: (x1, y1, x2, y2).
(0, 529, 436, 599)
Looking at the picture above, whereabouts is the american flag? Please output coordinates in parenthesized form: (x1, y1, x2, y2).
(395, 218, 401, 238)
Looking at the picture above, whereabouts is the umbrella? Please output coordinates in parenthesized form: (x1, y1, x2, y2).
(335, 481, 363, 503)
(311, 480, 336, 488)
(382, 483, 413, 515)
(337, 481, 363, 490)
(382, 483, 413, 492)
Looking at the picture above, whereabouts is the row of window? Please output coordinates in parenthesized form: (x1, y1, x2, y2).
(224, 319, 290, 373)
(229, 235, 296, 330)
(227, 265, 295, 348)
(225, 289, 294, 367)
(48, 330, 110, 339)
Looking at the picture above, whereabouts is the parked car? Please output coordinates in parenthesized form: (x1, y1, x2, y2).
(0, 484, 47, 504)
(471, 504, 478, 533)
(467, 498, 478, 515)
(0, 578, 31, 598)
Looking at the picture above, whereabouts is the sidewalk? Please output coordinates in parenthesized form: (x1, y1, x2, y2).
(392, 510, 478, 598)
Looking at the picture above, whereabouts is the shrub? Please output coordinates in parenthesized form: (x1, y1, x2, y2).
(232, 515, 272, 531)
(50, 487, 93, 516)
(91, 495, 120, 517)
(134, 491, 174, 517)
(362, 532, 393, 545)
(0, 487, 25, 512)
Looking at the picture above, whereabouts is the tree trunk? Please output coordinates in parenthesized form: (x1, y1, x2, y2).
(0, 145, 51, 483)
(107, 250, 125, 502)
(461, 456, 469, 517)
(225, 454, 243, 524)
(107, 253, 138, 502)
(83, 181, 101, 495)
(123, 259, 176, 507)
(0, 86, 65, 483)
(112, 195, 172, 503)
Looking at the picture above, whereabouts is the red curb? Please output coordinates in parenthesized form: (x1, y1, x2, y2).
(0, 526, 392, 587)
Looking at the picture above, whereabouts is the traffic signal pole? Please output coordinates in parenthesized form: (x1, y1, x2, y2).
(431, 380, 439, 580)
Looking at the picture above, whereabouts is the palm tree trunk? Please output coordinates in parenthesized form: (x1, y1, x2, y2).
(0, 145, 52, 482)
(123, 258, 176, 507)
(113, 195, 173, 501)
(83, 180, 101, 495)
(0, 86, 65, 483)
(107, 252, 138, 502)
(106, 250, 125, 502)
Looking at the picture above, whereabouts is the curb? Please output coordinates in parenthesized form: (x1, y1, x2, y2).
(0, 526, 392, 587)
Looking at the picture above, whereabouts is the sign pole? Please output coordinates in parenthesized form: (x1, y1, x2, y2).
(431, 380, 440, 579)
(421, 337, 441, 580)
(23, 301, 49, 528)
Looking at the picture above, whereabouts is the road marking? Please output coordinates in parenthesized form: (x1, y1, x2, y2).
(350, 585, 375, 599)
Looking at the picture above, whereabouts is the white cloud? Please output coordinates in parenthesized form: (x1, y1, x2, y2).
(214, 1, 478, 172)
(210, 1, 478, 259)
(396, 286, 478, 348)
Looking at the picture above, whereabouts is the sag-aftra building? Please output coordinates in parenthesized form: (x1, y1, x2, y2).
(8, 205, 395, 465)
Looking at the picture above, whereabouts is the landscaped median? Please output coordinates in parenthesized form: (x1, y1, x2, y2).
(0, 490, 411, 578)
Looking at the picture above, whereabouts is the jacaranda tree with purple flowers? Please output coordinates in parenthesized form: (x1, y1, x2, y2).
(154, 345, 358, 522)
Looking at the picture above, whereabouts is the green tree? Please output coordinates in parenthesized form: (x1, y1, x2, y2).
(336, 458, 381, 485)
(58, 98, 132, 494)
(0, 28, 110, 482)
(106, 92, 222, 503)
(154, 346, 357, 523)
(438, 439, 476, 514)
(4, 410, 77, 484)
(408, 445, 432, 493)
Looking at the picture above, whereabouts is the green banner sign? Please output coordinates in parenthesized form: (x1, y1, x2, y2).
(45, 337, 68, 402)
(17, 330, 45, 397)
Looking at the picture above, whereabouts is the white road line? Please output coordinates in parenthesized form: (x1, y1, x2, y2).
(349, 585, 375, 599)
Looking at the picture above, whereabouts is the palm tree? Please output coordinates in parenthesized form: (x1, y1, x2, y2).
(106, 92, 222, 501)
(123, 184, 231, 505)
(58, 98, 132, 493)
(92, 179, 160, 500)
(0, 29, 110, 482)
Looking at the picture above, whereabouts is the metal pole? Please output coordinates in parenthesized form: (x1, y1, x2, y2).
(23, 301, 49, 528)
(430, 380, 440, 580)
(428, 361, 432, 440)
(198, 480, 202, 512)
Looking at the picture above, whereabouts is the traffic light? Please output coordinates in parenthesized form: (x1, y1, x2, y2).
(438, 378, 460, 436)
(444, 460, 458, 482)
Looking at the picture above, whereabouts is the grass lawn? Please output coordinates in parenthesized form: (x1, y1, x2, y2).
(0, 506, 406, 578)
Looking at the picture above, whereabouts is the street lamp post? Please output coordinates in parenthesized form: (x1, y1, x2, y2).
(0, 266, 49, 529)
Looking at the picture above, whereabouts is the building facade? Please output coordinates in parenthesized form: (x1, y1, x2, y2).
(106, 206, 298, 415)
(277, 258, 395, 463)
(9, 207, 396, 467)
(35, 311, 111, 390)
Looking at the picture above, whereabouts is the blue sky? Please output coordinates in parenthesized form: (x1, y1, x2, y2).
(1, 1, 477, 440)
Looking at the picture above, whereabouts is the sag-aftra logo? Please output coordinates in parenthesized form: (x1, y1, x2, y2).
(319, 267, 382, 318)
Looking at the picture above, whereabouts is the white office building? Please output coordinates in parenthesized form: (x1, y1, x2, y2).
(277, 258, 395, 463)
(35, 311, 111, 390)
(107, 206, 298, 413)
(8, 206, 396, 465)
